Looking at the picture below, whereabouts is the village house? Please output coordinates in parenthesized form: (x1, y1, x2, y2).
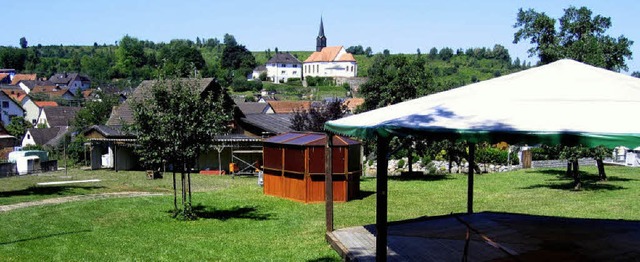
(303, 18, 358, 78)
(98, 78, 263, 172)
(0, 90, 24, 126)
(36, 106, 80, 128)
(48, 73, 91, 94)
(22, 99, 58, 126)
(10, 74, 37, 86)
(16, 80, 54, 94)
(265, 52, 302, 83)
(21, 126, 67, 148)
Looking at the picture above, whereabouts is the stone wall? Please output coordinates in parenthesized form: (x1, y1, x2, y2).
(334, 77, 369, 93)
(531, 158, 597, 168)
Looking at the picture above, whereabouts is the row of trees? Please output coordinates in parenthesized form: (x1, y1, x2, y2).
(0, 33, 255, 88)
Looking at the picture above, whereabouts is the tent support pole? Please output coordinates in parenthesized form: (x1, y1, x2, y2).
(376, 135, 390, 261)
(325, 132, 334, 233)
(467, 142, 475, 214)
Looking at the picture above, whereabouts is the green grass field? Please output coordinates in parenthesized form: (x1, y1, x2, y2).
(0, 166, 638, 261)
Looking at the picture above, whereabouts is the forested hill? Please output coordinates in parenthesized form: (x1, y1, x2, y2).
(0, 35, 527, 93)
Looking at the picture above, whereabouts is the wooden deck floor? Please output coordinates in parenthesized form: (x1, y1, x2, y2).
(327, 212, 640, 261)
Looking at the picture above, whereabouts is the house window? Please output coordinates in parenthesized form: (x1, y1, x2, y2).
(32, 119, 36, 125)
(281, 64, 286, 67)
(272, 63, 276, 67)
(293, 64, 298, 68)
(1, 101, 8, 108)
(281, 70, 286, 74)
(293, 71, 297, 75)
(27, 134, 31, 139)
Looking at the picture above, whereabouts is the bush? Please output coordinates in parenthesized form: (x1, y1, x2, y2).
(285, 78, 302, 86)
(232, 77, 262, 92)
(475, 147, 518, 165)
(305, 76, 334, 87)
(397, 159, 405, 169)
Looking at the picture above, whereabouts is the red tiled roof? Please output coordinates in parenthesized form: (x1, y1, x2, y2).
(343, 98, 364, 112)
(338, 53, 356, 62)
(35, 101, 59, 107)
(31, 85, 60, 93)
(267, 101, 312, 114)
(10, 74, 37, 85)
(304, 46, 344, 63)
(0, 73, 9, 81)
(1, 89, 28, 103)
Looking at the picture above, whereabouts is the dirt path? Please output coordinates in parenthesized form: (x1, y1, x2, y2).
(0, 192, 165, 212)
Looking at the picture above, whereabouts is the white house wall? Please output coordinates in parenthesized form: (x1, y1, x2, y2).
(303, 61, 357, 78)
(266, 63, 302, 83)
(37, 110, 49, 128)
(22, 99, 41, 126)
(0, 95, 24, 127)
(21, 130, 36, 147)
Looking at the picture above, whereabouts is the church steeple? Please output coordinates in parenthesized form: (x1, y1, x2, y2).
(316, 17, 326, 52)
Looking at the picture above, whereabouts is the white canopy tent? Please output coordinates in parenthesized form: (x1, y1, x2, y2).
(322, 59, 640, 260)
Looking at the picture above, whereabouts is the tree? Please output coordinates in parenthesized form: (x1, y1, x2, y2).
(114, 35, 147, 78)
(290, 100, 348, 132)
(359, 54, 433, 112)
(514, 6, 633, 71)
(5, 116, 32, 139)
(632, 71, 640, 78)
(72, 92, 120, 132)
(19, 37, 28, 49)
(346, 45, 365, 55)
(130, 77, 233, 219)
(157, 39, 206, 77)
(365, 47, 373, 57)
(560, 145, 588, 190)
(0, 47, 27, 71)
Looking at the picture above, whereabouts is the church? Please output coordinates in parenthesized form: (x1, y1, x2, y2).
(303, 18, 358, 79)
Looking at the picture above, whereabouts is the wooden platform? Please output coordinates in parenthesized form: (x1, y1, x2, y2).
(327, 212, 640, 261)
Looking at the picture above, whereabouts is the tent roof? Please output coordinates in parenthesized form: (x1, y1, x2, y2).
(325, 59, 640, 148)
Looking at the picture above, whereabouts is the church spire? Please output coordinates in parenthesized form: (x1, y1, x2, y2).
(316, 16, 327, 52)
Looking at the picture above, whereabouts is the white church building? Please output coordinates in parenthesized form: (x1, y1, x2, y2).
(303, 18, 357, 78)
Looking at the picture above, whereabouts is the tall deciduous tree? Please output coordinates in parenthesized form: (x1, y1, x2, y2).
(130, 77, 233, 219)
(290, 100, 348, 132)
(514, 6, 633, 71)
(359, 54, 433, 112)
(19, 37, 28, 49)
(114, 35, 147, 78)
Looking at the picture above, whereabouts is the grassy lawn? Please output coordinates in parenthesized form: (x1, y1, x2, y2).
(0, 166, 639, 260)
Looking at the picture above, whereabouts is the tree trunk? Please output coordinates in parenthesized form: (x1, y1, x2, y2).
(572, 160, 581, 190)
(566, 161, 572, 176)
(181, 172, 186, 212)
(187, 171, 192, 211)
(408, 147, 413, 173)
(448, 147, 453, 173)
(172, 171, 177, 213)
(596, 158, 607, 181)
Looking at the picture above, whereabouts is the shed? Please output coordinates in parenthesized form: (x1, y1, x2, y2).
(262, 132, 361, 203)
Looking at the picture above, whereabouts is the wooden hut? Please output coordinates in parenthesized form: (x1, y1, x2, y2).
(262, 132, 361, 203)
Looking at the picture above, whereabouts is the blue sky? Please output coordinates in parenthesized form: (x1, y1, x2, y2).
(3, 0, 639, 73)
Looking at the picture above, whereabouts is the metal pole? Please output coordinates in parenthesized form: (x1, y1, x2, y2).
(325, 132, 334, 233)
(467, 143, 475, 214)
(376, 135, 389, 261)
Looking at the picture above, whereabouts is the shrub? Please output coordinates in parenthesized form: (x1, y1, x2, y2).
(475, 147, 519, 165)
(397, 159, 405, 169)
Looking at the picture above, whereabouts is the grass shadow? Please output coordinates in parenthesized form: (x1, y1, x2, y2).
(306, 257, 340, 262)
(521, 170, 627, 191)
(190, 204, 273, 221)
(389, 174, 453, 182)
(0, 185, 105, 198)
(357, 190, 375, 200)
(0, 229, 92, 245)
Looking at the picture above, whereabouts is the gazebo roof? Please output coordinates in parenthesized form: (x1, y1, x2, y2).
(325, 59, 640, 148)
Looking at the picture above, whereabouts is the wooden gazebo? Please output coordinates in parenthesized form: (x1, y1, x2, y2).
(262, 132, 361, 203)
